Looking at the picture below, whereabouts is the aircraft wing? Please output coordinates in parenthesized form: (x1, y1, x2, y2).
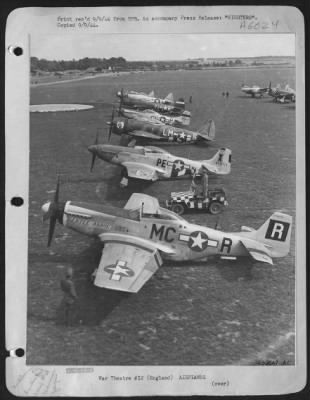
(129, 130, 164, 140)
(122, 161, 166, 181)
(94, 232, 174, 293)
(240, 238, 273, 265)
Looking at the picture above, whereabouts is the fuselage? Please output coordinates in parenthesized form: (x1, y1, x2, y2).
(117, 91, 185, 113)
(120, 108, 191, 127)
(60, 201, 249, 262)
(88, 144, 204, 178)
(111, 117, 204, 143)
(241, 86, 268, 97)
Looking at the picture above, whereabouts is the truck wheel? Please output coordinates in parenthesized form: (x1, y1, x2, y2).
(209, 201, 223, 215)
(171, 203, 185, 215)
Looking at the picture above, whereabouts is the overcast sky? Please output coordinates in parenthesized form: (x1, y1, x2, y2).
(31, 33, 295, 61)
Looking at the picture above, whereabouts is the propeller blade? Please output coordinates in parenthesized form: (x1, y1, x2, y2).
(108, 107, 115, 142)
(89, 129, 100, 172)
(54, 175, 60, 203)
(118, 88, 123, 116)
(47, 216, 57, 247)
(95, 128, 99, 145)
(90, 153, 96, 172)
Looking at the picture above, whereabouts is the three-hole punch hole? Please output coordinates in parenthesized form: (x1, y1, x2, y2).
(11, 197, 24, 207)
(8, 46, 23, 56)
(15, 348, 25, 357)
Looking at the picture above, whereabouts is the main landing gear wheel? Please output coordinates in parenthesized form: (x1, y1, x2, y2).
(209, 201, 223, 215)
(171, 203, 185, 215)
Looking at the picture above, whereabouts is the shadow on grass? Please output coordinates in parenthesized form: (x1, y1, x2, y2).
(54, 241, 131, 326)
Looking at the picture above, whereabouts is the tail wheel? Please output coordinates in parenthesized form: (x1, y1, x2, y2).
(171, 203, 185, 215)
(209, 201, 223, 215)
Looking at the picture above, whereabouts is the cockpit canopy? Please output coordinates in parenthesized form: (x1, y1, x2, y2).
(124, 193, 184, 221)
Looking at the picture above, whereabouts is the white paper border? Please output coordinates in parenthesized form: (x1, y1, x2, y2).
(5, 5, 306, 396)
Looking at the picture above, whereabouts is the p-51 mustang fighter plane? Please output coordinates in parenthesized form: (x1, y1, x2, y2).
(88, 143, 231, 187)
(241, 83, 270, 98)
(120, 108, 191, 127)
(42, 180, 292, 293)
(268, 83, 296, 103)
(106, 108, 215, 145)
(117, 88, 187, 114)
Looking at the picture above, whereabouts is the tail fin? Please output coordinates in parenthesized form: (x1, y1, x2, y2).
(284, 84, 290, 91)
(197, 120, 216, 142)
(251, 212, 292, 258)
(202, 148, 232, 175)
(148, 90, 155, 97)
(165, 93, 174, 102)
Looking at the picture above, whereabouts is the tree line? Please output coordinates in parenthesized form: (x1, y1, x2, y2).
(30, 56, 128, 72)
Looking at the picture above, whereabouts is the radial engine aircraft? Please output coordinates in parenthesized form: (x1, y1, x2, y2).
(268, 83, 296, 103)
(117, 88, 187, 114)
(241, 83, 270, 98)
(88, 142, 231, 187)
(42, 180, 292, 293)
(120, 107, 191, 127)
(106, 108, 215, 145)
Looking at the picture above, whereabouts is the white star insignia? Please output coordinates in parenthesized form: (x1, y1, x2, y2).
(190, 232, 208, 249)
(174, 160, 184, 170)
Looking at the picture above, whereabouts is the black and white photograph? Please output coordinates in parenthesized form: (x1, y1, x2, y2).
(5, 6, 306, 397)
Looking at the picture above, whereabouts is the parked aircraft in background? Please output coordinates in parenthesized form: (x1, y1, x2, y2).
(268, 83, 296, 103)
(241, 83, 270, 98)
(42, 180, 292, 293)
(88, 142, 231, 187)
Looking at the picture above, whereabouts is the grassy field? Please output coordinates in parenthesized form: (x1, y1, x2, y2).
(28, 68, 296, 365)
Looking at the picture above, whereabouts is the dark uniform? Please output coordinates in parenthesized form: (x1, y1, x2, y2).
(60, 268, 77, 326)
(201, 170, 209, 198)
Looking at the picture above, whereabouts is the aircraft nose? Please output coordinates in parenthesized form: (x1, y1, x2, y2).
(42, 202, 51, 214)
(88, 145, 97, 154)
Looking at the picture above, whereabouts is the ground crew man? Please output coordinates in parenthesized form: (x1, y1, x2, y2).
(200, 166, 209, 198)
(60, 267, 78, 326)
(190, 174, 200, 196)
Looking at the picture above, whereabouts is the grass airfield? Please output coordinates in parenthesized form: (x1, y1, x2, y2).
(28, 68, 296, 365)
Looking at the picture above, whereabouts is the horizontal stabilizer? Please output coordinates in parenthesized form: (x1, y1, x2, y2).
(240, 238, 273, 265)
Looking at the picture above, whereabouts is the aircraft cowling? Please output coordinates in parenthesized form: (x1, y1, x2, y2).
(112, 118, 128, 135)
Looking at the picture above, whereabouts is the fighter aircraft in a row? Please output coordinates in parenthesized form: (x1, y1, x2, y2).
(88, 142, 231, 187)
(241, 83, 270, 98)
(119, 107, 191, 127)
(117, 88, 188, 115)
(42, 179, 292, 293)
(268, 84, 296, 103)
(106, 108, 215, 146)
